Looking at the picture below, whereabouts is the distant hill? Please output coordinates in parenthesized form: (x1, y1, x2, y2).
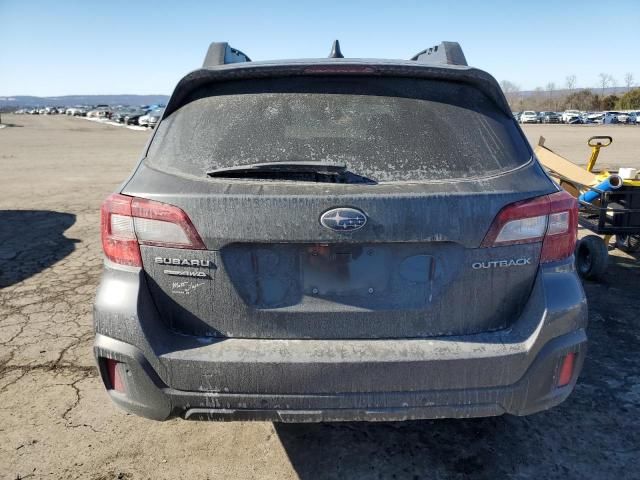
(0, 94, 170, 109)
(516, 86, 628, 98)
(0, 87, 630, 110)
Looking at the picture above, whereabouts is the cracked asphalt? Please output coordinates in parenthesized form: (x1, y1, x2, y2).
(1, 115, 639, 479)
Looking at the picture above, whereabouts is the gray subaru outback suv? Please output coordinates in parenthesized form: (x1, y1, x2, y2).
(94, 41, 587, 422)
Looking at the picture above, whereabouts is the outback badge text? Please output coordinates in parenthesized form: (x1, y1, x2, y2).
(472, 258, 533, 269)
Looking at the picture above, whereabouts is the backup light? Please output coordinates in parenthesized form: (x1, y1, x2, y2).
(495, 215, 547, 243)
(547, 211, 570, 235)
(133, 217, 191, 245)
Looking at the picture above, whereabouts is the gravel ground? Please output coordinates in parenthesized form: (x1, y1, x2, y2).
(521, 123, 640, 169)
(0, 115, 639, 480)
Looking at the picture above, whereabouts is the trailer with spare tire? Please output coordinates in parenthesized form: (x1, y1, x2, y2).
(535, 136, 640, 281)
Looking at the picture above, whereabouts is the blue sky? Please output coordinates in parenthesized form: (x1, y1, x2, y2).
(1, 0, 638, 96)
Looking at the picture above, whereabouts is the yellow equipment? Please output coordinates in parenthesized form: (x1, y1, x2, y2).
(585, 136, 612, 172)
(534, 135, 640, 282)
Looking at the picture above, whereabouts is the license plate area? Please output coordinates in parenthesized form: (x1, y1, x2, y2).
(221, 242, 437, 309)
(302, 245, 431, 298)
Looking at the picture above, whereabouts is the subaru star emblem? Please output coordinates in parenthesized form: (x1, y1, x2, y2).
(320, 207, 367, 232)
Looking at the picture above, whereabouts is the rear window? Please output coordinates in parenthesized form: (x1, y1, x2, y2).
(146, 76, 531, 182)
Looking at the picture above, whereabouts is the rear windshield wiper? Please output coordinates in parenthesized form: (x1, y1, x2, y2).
(206, 161, 348, 177)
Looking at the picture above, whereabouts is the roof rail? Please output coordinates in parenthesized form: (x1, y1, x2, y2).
(202, 42, 251, 68)
(410, 42, 467, 66)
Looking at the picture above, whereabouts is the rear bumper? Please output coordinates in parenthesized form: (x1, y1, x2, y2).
(93, 259, 588, 422)
(95, 329, 586, 422)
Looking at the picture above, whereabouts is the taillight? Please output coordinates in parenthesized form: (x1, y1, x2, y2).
(101, 193, 205, 267)
(482, 191, 578, 263)
(101, 194, 141, 266)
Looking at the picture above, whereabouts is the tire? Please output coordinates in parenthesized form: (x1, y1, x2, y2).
(575, 235, 609, 281)
(615, 234, 640, 253)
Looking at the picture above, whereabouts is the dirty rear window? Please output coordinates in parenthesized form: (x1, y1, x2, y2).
(146, 76, 531, 182)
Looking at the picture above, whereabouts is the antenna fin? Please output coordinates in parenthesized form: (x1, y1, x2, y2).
(329, 40, 344, 58)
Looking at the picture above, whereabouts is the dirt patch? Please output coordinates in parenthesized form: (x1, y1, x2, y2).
(522, 123, 640, 169)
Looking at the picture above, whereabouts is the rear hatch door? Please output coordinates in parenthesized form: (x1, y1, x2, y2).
(123, 73, 556, 339)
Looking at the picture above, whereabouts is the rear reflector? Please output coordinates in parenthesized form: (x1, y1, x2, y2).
(557, 352, 576, 387)
(105, 358, 125, 393)
(101, 194, 205, 266)
(482, 191, 578, 263)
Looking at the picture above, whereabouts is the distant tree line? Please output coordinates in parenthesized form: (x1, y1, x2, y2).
(501, 73, 640, 111)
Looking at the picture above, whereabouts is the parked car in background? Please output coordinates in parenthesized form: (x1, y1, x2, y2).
(568, 114, 585, 124)
(616, 112, 631, 123)
(627, 112, 639, 125)
(512, 112, 521, 122)
(87, 106, 112, 119)
(111, 107, 135, 123)
(138, 112, 151, 127)
(111, 107, 148, 125)
(143, 103, 165, 111)
(66, 106, 88, 116)
(519, 110, 539, 124)
(602, 112, 620, 124)
(146, 108, 164, 128)
(562, 110, 581, 123)
(124, 108, 148, 125)
(586, 112, 604, 124)
(539, 111, 561, 124)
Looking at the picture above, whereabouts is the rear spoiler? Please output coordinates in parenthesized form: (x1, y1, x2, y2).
(160, 41, 509, 119)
